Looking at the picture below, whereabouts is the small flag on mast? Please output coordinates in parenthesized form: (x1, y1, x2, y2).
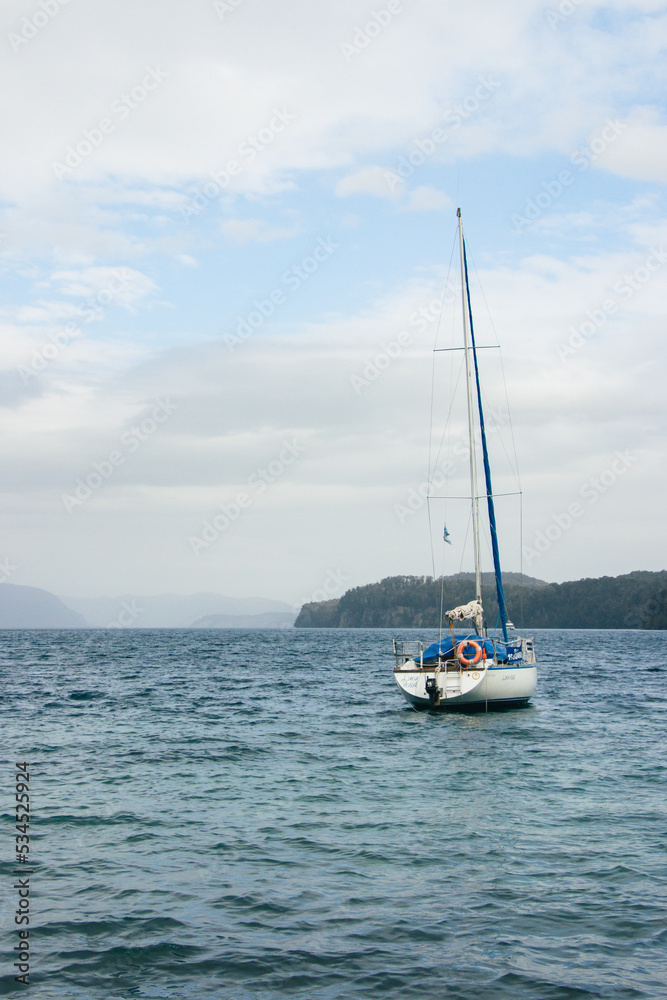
(443, 524, 452, 544)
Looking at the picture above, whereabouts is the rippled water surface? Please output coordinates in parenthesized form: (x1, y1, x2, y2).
(1, 627, 666, 999)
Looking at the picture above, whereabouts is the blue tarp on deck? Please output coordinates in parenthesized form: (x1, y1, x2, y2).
(422, 634, 496, 662)
(420, 635, 525, 663)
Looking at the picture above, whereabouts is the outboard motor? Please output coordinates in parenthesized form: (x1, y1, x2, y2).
(425, 676, 440, 708)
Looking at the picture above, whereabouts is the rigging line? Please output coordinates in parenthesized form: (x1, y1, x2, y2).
(498, 345, 523, 493)
(469, 251, 523, 492)
(430, 358, 465, 491)
(459, 507, 472, 577)
(480, 380, 521, 488)
(427, 342, 437, 488)
(438, 550, 446, 642)
(465, 249, 521, 490)
(431, 226, 463, 490)
(519, 492, 525, 629)
(462, 229, 509, 643)
(449, 617, 457, 666)
(434, 228, 458, 351)
(427, 498, 437, 580)
(428, 231, 458, 486)
(429, 491, 523, 499)
(442, 264, 462, 490)
(466, 241, 528, 617)
(434, 346, 499, 352)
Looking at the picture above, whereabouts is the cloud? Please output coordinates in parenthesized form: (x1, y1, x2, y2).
(335, 166, 403, 199)
(0, 0, 665, 598)
(3, 233, 666, 597)
(47, 267, 158, 314)
(220, 218, 300, 244)
(90, 187, 190, 209)
(404, 185, 451, 211)
(593, 106, 667, 182)
(14, 302, 83, 324)
(0, 0, 664, 208)
(9, 242, 664, 486)
(1, 265, 157, 331)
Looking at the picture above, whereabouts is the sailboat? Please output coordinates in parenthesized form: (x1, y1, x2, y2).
(393, 209, 537, 710)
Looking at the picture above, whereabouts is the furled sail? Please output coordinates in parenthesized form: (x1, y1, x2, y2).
(445, 600, 483, 631)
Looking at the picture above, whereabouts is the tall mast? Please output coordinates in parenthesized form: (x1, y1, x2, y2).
(457, 208, 482, 607)
(460, 213, 510, 644)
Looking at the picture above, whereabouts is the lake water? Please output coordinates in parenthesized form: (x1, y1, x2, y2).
(2, 627, 666, 999)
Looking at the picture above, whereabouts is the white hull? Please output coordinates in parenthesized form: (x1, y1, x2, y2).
(394, 661, 537, 710)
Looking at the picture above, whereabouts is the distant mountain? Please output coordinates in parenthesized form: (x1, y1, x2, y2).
(294, 571, 667, 630)
(0, 584, 88, 628)
(190, 612, 297, 629)
(433, 571, 548, 589)
(520, 572, 667, 629)
(295, 574, 547, 629)
(63, 592, 297, 628)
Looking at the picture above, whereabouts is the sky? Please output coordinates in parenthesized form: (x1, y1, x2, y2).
(1, 0, 666, 605)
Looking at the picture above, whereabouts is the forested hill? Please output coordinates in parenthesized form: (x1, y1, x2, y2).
(294, 571, 667, 630)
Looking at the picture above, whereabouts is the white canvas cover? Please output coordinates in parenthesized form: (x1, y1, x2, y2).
(445, 600, 484, 630)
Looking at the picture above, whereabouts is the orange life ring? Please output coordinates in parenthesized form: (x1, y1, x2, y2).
(456, 639, 483, 667)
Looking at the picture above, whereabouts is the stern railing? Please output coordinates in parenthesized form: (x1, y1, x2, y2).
(393, 639, 424, 668)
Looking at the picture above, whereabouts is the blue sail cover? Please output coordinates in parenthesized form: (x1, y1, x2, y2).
(421, 635, 525, 663)
(422, 635, 495, 662)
